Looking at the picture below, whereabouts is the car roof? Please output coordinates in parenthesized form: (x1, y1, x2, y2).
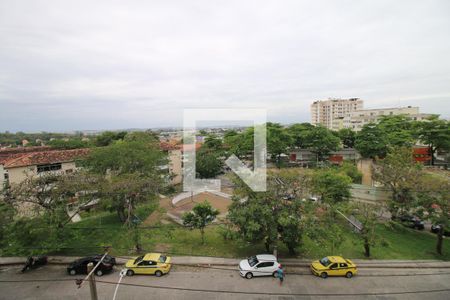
(143, 253, 162, 261)
(255, 254, 277, 261)
(328, 256, 346, 263)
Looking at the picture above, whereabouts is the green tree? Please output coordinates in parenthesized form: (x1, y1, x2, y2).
(372, 147, 423, 219)
(287, 123, 314, 148)
(414, 115, 450, 165)
(377, 115, 415, 147)
(196, 148, 224, 178)
(228, 169, 310, 254)
(354, 123, 388, 158)
(83, 137, 166, 223)
(337, 161, 362, 184)
(312, 170, 352, 204)
(337, 128, 356, 148)
(203, 134, 223, 152)
(417, 175, 450, 255)
(346, 202, 381, 257)
(95, 131, 127, 147)
(267, 123, 293, 167)
(182, 201, 219, 244)
(303, 126, 340, 162)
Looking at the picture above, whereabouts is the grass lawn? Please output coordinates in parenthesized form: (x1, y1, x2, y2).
(27, 201, 450, 260)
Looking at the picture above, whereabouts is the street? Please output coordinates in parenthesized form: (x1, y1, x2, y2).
(0, 264, 449, 299)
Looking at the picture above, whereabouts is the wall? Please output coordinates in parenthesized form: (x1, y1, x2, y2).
(168, 149, 182, 185)
(0, 164, 4, 191)
(351, 184, 392, 204)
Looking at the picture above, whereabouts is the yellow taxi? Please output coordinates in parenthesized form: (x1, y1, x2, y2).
(310, 256, 357, 278)
(125, 253, 171, 277)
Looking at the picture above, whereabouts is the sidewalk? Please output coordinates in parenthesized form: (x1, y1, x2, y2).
(1, 256, 450, 269)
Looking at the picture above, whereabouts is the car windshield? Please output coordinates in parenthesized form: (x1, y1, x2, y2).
(159, 255, 167, 263)
(248, 256, 259, 267)
(134, 255, 144, 265)
(320, 257, 331, 267)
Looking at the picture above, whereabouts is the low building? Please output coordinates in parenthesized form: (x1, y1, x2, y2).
(0, 146, 54, 190)
(2, 148, 90, 187)
(342, 106, 433, 131)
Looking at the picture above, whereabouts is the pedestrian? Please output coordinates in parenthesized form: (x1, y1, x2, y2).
(276, 264, 284, 286)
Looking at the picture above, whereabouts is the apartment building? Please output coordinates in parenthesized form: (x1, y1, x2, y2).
(311, 98, 364, 129)
(342, 106, 432, 131)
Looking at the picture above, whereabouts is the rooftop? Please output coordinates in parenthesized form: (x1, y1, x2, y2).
(3, 148, 90, 168)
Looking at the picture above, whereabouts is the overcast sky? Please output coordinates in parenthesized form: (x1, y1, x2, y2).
(0, 0, 449, 132)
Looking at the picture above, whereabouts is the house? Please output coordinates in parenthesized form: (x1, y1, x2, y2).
(2, 148, 90, 187)
(0, 146, 54, 190)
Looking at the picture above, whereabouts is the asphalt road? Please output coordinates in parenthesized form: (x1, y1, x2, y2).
(0, 265, 449, 300)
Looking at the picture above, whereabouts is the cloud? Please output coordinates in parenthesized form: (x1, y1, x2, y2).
(0, 0, 449, 131)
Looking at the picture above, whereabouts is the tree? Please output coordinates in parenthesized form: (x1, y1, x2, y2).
(203, 134, 223, 152)
(267, 123, 293, 167)
(228, 169, 311, 254)
(94, 131, 127, 147)
(346, 202, 381, 257)
(417, 175, 450, 255)
(83, 136, 166, 223)
(354, 123, 388, 158)
(372, 147, 423, 219)
(225, 128, 254, 159)
(182, 201, 219, 244)
(303, 126, 340, 162)
(337, 128, 356, 148)
(312, 170, 352, 204)
(196, 148, 224, 178)
(336, 161, 362, 184)
(287, 123, 314, 148)
(377, 115, 415, 148)
(414, 116, 450, 165)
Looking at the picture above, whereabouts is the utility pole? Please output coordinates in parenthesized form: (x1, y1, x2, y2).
(87, 262, 98, 300)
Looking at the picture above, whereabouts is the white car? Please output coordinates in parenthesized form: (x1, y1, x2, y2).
(239, 254, 280, 279)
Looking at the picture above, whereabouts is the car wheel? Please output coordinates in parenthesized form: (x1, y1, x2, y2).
(95, 269, 103, 276)
(345, 272, 353, 278)
(155, 270, 163, 277)
(272, 271, 278, 278)
(245, 272, 253, 279)
(320, 272, 328, 279)
(126, 270, 134, 276)
(69, 269, 76, 276)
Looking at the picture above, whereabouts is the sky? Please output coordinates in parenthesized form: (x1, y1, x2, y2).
(0, 0, 449, 132)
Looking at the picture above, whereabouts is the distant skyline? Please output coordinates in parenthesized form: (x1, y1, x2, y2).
(1, 0, 449, 132)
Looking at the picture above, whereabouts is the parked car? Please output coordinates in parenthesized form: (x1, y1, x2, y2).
(238, 254, 280, 279)
(125, 253, 171, 277)
(394, 214, 425, 230)
(310, 256, 357, 279)
(431, 224, 450, 237)
(67, 255, 116, 276)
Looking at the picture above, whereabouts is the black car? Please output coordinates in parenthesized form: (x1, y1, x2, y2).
(395, 214, 425, 230)
(431, 224, 450, 237)
(67, 255, 116, 276)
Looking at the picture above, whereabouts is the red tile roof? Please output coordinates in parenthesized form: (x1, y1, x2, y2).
(0, 146, 53, 163)
(3, 148, 90, 168)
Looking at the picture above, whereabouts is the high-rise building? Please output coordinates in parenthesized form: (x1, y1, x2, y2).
(310, 98, 364, 129)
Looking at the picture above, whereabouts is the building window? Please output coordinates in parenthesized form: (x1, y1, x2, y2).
(37, 163, 62, 173)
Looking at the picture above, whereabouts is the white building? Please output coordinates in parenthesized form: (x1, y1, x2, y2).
(342, 106, 432, 131)
(311, 98, 364, 129)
